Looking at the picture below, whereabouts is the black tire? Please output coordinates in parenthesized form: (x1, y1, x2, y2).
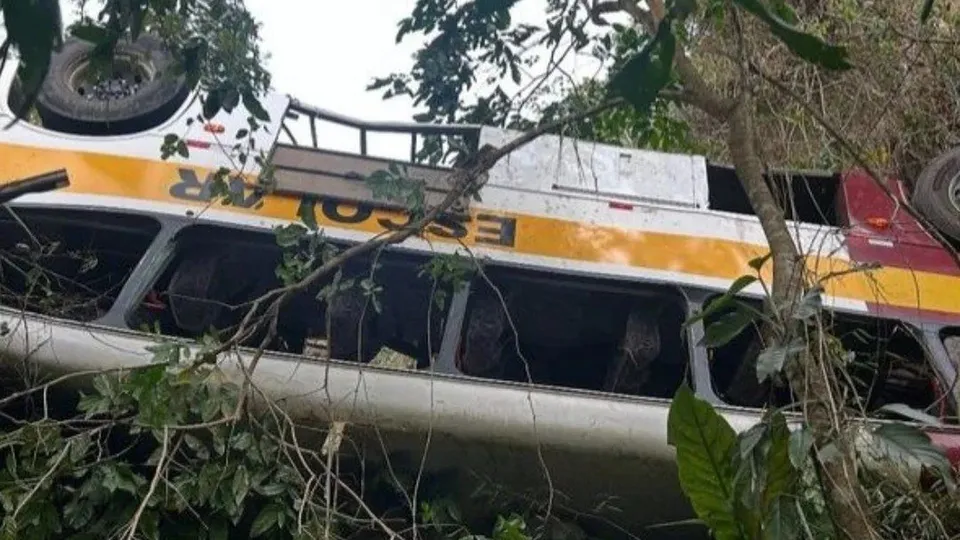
(34, 34, 190, 135)
(911, 147, 960, 243)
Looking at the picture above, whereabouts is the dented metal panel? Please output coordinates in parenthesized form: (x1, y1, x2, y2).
(478, 126, 709, 209)
(271, 143, 470, 213)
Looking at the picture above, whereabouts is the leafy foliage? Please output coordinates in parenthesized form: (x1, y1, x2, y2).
(366, 162, 428, 217)
(668, 384, 745, 539)
(0, 362, 306, 539)
(0, 328, 594, 540)
(731, 0, 851, 70)
(857, 422, 953, 488)
(668, 384, 812, 540)
(668, 382, 958, 540)
(520, 23, 699, 153)
(371, 0, 533, 127)
(607, 16, 677, 114)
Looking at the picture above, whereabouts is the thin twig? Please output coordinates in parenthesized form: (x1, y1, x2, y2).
(122, 426, 170, 540)
(11, 439, 72, 522)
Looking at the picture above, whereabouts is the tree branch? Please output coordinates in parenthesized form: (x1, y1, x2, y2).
(213, 98, 627, 358)
(584, 0, 620, 25)
(619, 0, 734, 118)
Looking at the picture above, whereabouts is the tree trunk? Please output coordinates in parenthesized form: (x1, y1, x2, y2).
(622, 1, 877, 534)
(726, 98, 876, 540)
(726, 99, 800, 303)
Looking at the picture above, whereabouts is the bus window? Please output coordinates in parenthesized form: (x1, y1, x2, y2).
(128, 224, 452, 368)
(835, 317, 948, 420)
(707, 303, 953, 422)
(455, 269, 690, 398)
(0, 208, 160, 322)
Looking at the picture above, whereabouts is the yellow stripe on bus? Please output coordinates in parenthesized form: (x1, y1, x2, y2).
(1, 141, 959, 317)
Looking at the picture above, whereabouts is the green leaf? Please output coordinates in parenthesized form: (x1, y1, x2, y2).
(767, 0, 799, 24)
(738, 423, 767, 460)
(701, 307, 756, 348)
(146, 341, 182, 365)
(231, 431, 253, 452)
(140, 510, 160, 540)
(920, 0, 936, 23)
(184, 433, 210, 460)
(788, 427, 814, 468)
(492, 514, 529, 540)
(877, 403, 943, 426)
(733, 0, 852, 70)
(686, 275, 758, 326)
(242, 90, 271, 122)
(232, 465, 250, 509)
(297, 197, 319, 230)
(762, 497, 799, 540)
(275, 224, 307, 247)
(181, 38, 206, 90)
(756, 338, 805, 382)
(70, 23, 109, 44)
(761, 413, 796, 511)
(222, 88, 240, 113)
(748, 252, 772, 271)
(200, 396, 220, 422)
(607, 17, 676, 114)
(250, 504, 281, 537)
(130, 2, 147, 41)
(203, 88, 223, 119)
(791, 285, 823, 320)
(863, 423, 952, 484)
(668, 384, 746, 540)
(2, 0, 61, 127)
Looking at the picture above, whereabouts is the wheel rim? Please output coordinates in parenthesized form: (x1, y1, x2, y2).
(950, 171, 960, 214)
(68, 54, 154, 103)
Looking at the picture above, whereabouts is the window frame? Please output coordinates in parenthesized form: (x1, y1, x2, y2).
(117, 218, 468, 368)
(441, 264, 699, 400)
(691, 289, 960, 422)
(0, 203, 166, 327)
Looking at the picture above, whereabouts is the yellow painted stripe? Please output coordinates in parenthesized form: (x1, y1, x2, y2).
(2, 142, 959, 318)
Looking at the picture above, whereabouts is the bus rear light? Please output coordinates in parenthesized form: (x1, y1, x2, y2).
(866, 217, 890, 229)
(609, 201, 633, 210)
(203, 122, 225, 134)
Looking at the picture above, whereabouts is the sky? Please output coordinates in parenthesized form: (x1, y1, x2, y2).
(242, 0, 442, 158)
(243, 0, 427, 123)
(242, 0, 602, 121)
(52, 0, 610, 160)
(239, 0, 604, 159)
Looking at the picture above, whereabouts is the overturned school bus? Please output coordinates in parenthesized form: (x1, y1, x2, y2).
(2, 35, 960, 536)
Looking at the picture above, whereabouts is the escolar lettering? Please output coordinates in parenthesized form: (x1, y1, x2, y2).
(170, 170, 518, 248)
(169, 168, 263, 209)
(314, 200, 517, 248)
(475, 214, 516, 247)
